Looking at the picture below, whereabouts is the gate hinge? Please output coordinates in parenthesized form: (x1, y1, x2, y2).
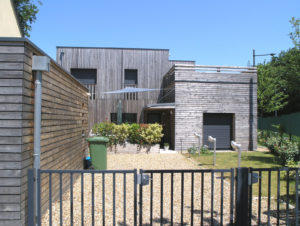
(136, 174, 150, 186)
(248, 172, 259, 185)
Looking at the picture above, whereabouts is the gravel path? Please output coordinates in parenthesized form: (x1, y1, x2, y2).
(41, 153, 289, 225)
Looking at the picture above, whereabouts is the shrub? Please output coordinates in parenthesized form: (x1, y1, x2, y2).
(200, 145, 211, 155)
(188, 145, 197, 155)
(276, 139, 299, 166)
(91, 122, 163, 145)
(128, 123, 142, 144)
(265, 135, 281, 153)
(140, 123, 164, 145)
(113, 124, 129, 144)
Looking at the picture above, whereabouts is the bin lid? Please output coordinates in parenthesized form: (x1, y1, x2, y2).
(86, 136, 109, 143)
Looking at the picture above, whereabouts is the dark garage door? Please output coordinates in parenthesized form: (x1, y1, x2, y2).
(203, 113, 233, 150)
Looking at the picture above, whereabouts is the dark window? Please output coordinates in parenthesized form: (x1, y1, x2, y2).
(124, 69, 138, 100)
(71, 69, 97, 100)
(124, 69, 137, 85)
(111, 113, 137, 124)
(71, 69, 97, 84)
(147, 113, 161, 124)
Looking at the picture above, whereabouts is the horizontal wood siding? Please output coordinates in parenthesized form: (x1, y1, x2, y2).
(56, 47, 172, 126)
(0, 41, 24, 226)
(174, 71, 257, 151)
(0, 39, 88, 226)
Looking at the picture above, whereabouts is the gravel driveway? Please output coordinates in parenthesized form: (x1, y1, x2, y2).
(41, 153, 286, 225)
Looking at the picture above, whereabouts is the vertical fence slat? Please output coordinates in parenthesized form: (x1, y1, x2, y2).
(267, 170, 271, 225)
(220, 172, 224, 226)
(102, 173, 105, 226)
(230, 169, 234, 226)
(59, 173, 63, 226)
(134, 169, 137, 226)
(92, 173, 95, 226)
(181, 172, 184, 225)
(295, 168, 299, 226)
(70, 173, 73, 226)
(160, 172, 163, 225)
(81, 173, 84, 226)
(123, 173, 126, 226)
(258, 170, 262, 225)
(277, 169, 280, 226)
(150, 172, 153, 226)
(201, 172, 204, 226)
(113, 173, 116, 226)
(139, 170, 143, 226)
(37, 170, 41, 226)
(170, 172, 173, 226)
(286, 169, 290, 226)
(211, 171, 214, 224)
(249, 169, 252, 226)
(49, 173, 52, 226)
(191, 172, 194, 226)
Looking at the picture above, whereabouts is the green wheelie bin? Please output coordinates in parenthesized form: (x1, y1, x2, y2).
(86, 136, 109, 170)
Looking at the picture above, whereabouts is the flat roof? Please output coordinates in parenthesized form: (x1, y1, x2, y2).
(57, 46, 169, 51)
(144, 102, 175, 110)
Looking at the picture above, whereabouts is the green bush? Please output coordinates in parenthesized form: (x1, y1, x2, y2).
(265, 135, 281, 153)
(200, 145, 211, 155)
(113, 124, 129, 144)
(276, 139, 299, 166)
(128, 123, 142, 144)
(92, 122, 163, 145)
(259, 129, 300, 166)
(140, 123, 164, 145)
(188, 145, 197, 155)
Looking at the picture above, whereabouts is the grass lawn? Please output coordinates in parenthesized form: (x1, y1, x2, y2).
(184, 150, 298, 203)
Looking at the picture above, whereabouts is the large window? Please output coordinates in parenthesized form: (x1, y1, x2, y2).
(71, 69, 97, 100)
(111, 113, 137, 124)
(124, 69, 138, 100)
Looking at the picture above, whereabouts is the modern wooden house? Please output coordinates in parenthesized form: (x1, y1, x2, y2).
(57, 46, 257, 151)
(0, 38, 88, 225)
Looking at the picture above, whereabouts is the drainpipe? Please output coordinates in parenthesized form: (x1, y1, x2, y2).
(32, 56, 50, 225)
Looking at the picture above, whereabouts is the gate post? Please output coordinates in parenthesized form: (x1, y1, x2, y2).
(28, 168, 35, 226)
(235, 167, 249, 225)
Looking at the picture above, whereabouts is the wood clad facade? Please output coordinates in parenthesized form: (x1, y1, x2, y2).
(56, 47, 195, 129)
(172, 66, 257, 151)
(0, 38, 88, 226)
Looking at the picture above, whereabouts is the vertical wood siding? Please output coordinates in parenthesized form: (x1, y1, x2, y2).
(0, 39, 88, 225)
(56, 47, 173, 128)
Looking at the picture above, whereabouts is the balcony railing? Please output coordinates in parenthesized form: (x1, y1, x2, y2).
(124, 83, 138, 100)
(168, 64, 257, 74)
(84, 84, 96, 100)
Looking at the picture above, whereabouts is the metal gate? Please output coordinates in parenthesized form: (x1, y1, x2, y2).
(28, 167, 299, 225)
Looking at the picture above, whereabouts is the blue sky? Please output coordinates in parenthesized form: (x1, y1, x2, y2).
(30, 0, 300, 66)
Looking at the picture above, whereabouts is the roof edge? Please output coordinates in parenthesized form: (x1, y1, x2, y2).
(56, 46, 170, 51)
(0, 37, 88, 91)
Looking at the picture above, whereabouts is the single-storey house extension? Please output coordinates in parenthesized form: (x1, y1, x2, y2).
(57, 46, 257, 151)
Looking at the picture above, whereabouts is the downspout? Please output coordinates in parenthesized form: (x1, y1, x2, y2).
(32, 56, 50, 225)
(33, 70, 42, 224)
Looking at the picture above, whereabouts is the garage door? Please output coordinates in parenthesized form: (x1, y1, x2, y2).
(203, 113, 233, 150)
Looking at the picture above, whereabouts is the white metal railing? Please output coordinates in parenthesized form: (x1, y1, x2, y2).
(85, 84, 96, 100)
(124, 83, 138, 100)
(168, 64, 257, 74)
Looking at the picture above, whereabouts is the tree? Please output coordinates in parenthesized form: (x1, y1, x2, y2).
(257, 48, 300, 115)
(289, 17, 300, 49)
(257, 64, 288, 116)
(257, 17, 300, 116)
(14, 0, 42, 37)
